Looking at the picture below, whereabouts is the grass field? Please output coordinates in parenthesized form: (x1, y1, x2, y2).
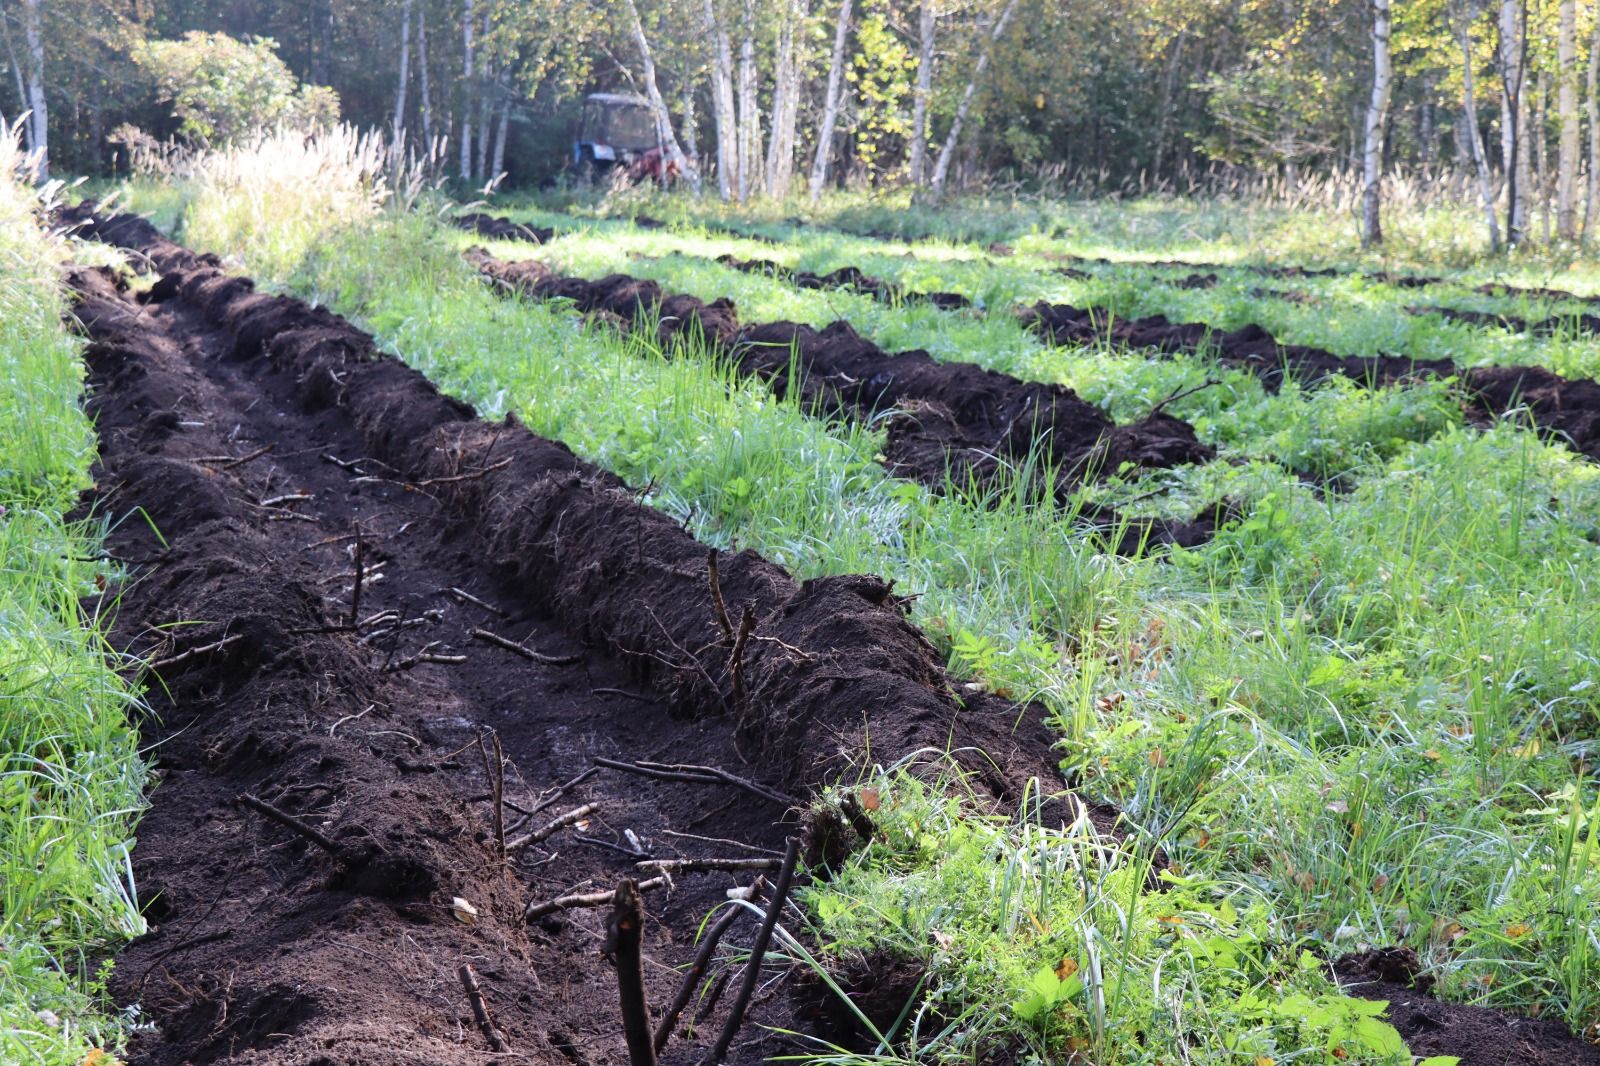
(46, 141, 1600, 1065)
(1, 141, 148, 1065)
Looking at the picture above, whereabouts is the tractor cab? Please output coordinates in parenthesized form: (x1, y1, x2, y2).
(573, 92, 662, 180)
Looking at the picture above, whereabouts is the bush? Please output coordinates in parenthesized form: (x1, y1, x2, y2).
(135, 32, 339, 148)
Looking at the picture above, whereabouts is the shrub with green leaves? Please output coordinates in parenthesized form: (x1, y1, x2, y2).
(136, 32, 338, 147)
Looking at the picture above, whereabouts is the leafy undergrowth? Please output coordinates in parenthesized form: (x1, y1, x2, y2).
(1, 142, 148, 1064)
(122, 153, 1600, 1064)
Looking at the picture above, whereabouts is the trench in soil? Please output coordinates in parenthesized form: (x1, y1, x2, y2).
(466, 248, 1229, 553)
(1021, 301, 1600, 462)
(64, 204, 1600, 1066)
(63, 205, 1098, 1066)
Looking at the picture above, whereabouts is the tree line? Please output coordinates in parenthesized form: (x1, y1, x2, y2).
(3, 0, 1599, 241)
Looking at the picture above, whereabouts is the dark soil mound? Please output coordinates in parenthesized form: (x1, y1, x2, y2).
(1409, 303, 1600, 336)
(718, 253, 972, 309)
(66, 206, 1124, 1064)
(450, 211, 554, 244)
(1336, 948, 1600, 1066)
(1465, 364, 1600, 461)
(469, 249, 1222, 552)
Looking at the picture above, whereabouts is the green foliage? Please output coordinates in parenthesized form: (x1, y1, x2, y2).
(135, 32, 339, 147)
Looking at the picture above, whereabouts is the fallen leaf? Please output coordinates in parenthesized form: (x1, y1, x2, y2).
(1055, 956, 1079, 980)
(451, 896, 479, 925)
(1505, 922, 1532, 939)
(1326, 800, 1350, 814)
(1148, 748, 1167, 768)
(859, 787, 881, 811)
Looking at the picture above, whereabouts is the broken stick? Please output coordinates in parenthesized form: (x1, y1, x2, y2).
(506, 802, 599, 853)
(470, 627, 582, 665)
(457, 963, 510, 1052)
(525, 875, 668, 922)
(705, 836, 802, 1064)
(605, 880, 657, 1066)
(653, 878, 765, 1053)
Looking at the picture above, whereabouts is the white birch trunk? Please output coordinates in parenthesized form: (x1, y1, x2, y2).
(1361, 0, 1392, 247)
(392, 0, 413, 157)
(807, 0, 853, 201)
(908, 0, 936, 185)
(1500, 0, 1528, 243)
(927, 0, 1020, 203)
(491, 78, 510, 179)
(20, 0, 47, 179)
(418, 7, 434, 150)
(704, 0, 738, 200)
(460, 0, 475, 181)
(624, 0, 701, 194)
(1459, 3, 1503, 251)
(1586, 8, 1600, 239)
(763, 0, 808, 198)
(1557, 0, 1578, 238)
(737, 0, 761, 200)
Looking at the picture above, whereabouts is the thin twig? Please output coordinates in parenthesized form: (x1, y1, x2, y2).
(258, 493, 314, 507)
(594, 757, 800, 808)
(411, 456, 513, 487)
(1148, 377, 1222, 418)
(385, 643, 468, 671)
(707, 836, 803, 1064)
(591, 687, 657, 704)
(507, 802, 599, 853)
(654, 878, 765, 1053)
(148, 633, 244, 672)
(457, 963, 510, 1052)
(237, 793, 341, 856)
(347, 523, 365, 629)
(606, 880, 657, 1066)
(470, 627, 582, 666)
(446, 586, 507, 617)
(479, 731, 507, 862)
(525, 875, 668, 921)
(727, 605, 755, 704)
(193, 444, 273, 470)
(706, 549, 733, 641)
(637, 857, 781, 874)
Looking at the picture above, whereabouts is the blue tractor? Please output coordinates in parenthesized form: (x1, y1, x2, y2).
(572, 92, 669, 185)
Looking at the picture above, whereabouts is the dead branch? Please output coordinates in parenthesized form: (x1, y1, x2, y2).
(637, 857, 781, 874)
(1148, 377, 1223, 418)
(706, 549, 734, 641)
(525, 874, 668, 921)
(470, 627, 582, 666)
(727, 604, 755, 704)
(654, 879, 765, 1053)
(457, 963, 510, 1052)
(410, 456, 513, 487)
(479, 731, 507, 862)
(193, 444, 273, 470)
(707, 836, 802, 1064)
(507, 802, 600, 853)
(237, 793, 341, 856)
(605, 880, 657, 1066)
(446, 585, 508, 617)
(347, 524, 365, 629)
(384, 642, 468, 671)
(148, 633, 244, 672)
(594, 757, 800, 808)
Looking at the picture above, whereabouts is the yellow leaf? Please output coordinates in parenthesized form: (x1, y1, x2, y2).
(859, 787, 881, 811)
(1148, 748, 1167, 768)
(81, 1052, 122, 1066)
(1505, 922, 1533, 938)
(1512, 737, 1542, 758)
(1421, 748, 1442, 761)
(1255, 1058, 1277, 1066)
(1055, 956, 1079, 980)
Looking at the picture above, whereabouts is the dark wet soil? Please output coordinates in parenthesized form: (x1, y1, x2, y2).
(1335, 948, 1600, 1066)
(1408, 302, 1600, 336)
(468, 249, 1226, 553)
(62, 203, 1101, 1065)
(716, 254, 972, 310)
(1021, 300, 1600, 463)
(450, 212, 555, 244)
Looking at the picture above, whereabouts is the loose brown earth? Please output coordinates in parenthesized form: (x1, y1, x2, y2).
(62, 203, 1100, 1065)
(715, 254, 971, 310)
(451, 211, 556, 244)
(1407, 302, 1600, 336)
(60, 204, 1600, 1065)
(467, 249, 1227, 553)
(1022, 300, 1600, 462)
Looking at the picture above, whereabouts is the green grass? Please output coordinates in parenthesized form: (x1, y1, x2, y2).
(1, 147, 148, 1065)
(127, 156, 1600, 1064)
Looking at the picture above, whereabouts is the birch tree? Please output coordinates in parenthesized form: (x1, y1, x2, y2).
(808, 0, 853, 201)
(418, 5, 434, 149)
(736, 0, 761, 200)
(20, 0, 47, 178)
(704, 0, 737, 199)
(1556, 0, 1578, 239)
(1454, 0, 1501, 250)
(1499, 0, 1529, 245)
(762, 0, 808, 198)
(1587, 7, 1600, 238)
(624, 0, 701, 195)
(392, 0, 413, 154)
(460, 0, 475, 180)
(927, 0, 1020, 203)
(1360, 0, 1392, 247)
(907, 0, 935, 185)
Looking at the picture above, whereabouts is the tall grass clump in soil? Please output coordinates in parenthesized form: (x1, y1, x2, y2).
(0, 131, 148, 1064)
(154, 135, 1600, 1062)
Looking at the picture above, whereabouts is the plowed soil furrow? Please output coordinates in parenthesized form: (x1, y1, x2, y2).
(1021, 300, 1600, 462)
(715, 253, 972, 309)
(467, 249, 1227, 552)
(63, 204, 1099, 1064)
(1407, 302, 1600, 336)
(450, 211, 555, 244)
